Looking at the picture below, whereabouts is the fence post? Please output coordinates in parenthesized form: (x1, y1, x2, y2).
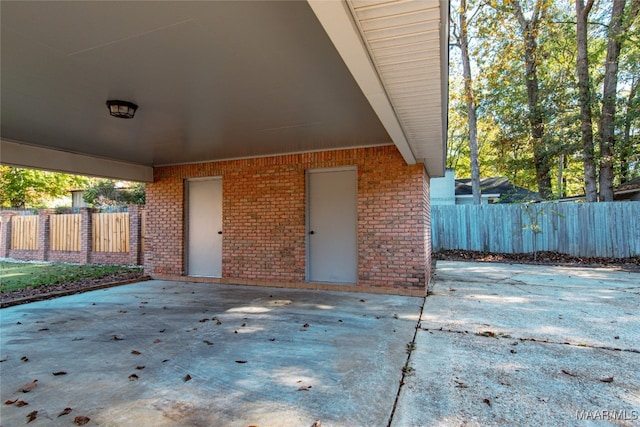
(0, 212, 17, 258)
(128, 205, 141, 265)
(36, 209, 53, 261)
(80, 208, 93, 264)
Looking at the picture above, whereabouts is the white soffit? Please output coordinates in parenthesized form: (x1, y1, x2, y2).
(308, 0, 448, 176)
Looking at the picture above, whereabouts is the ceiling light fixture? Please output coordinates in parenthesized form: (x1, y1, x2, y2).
(106, 100, 138, 119)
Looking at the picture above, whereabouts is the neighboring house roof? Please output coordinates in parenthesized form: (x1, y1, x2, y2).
(615, 177, 640, 193)
(614, 177, 640, 200)
(455, 177, 540, 203)
(0, 1, 449, 182)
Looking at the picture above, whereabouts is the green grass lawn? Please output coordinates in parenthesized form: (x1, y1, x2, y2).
(0, 261, 142, 293)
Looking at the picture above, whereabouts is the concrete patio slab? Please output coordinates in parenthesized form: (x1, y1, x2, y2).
(393, 261, 640, 427)
(2, 261, 638, 426)
(1, 281, 422, 426)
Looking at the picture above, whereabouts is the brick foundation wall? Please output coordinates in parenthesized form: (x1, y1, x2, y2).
(146, 145, 431, 294)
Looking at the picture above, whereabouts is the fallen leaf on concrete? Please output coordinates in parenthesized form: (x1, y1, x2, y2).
(16, 400, 29, 407)
(53, 371, 67, 376)
(269, 338, 276, 342)
(129, 374, 139, 381)
(0, 356, 8, 362)
(159, 329, 166, 333)
(482, 398, 491, 407)
(21, 356, 29, 362)
(360, 299, 366, 303)
(302, 323, 309, 328)
(118, 310, 127, 313)
(298, 385, 312, 391)
(58, 407, 72, 417)
(38, 328, 49, 331)
(19, 379, 38, 393)
(203, 340, 213, 346)
(311, 420, 322, 427)
(153, 339, 162, 343)
(74, 415, 91, 425)
(561, 370, 577, 377)
(136, 366, 145, 370)
(5, 399, 17, 405)
(26, 410, 38, 423)
(199, 318, 209, 323)
(393, 314, 399, 319)
(131, 350, 141, 355)
(600, 377, 614, 383)
(538, 397, 549, 402)
(184, 374, 192, 382)
(477, 331, 496, 338)
(241, 323, 247, 327)
(454, 381, 468, 388)
(235, 360, 248, 364)
(112, 335, 124, 341)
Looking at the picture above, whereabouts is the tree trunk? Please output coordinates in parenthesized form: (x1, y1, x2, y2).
(620, 76, 638, 183)
(598, 0, 638, 200)
(576, 0, 598, 202)
(459, 0, 482, 205)
(512, 0, 553, 200)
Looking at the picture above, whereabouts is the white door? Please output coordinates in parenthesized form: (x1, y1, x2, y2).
(308, 168, 357, 283)
(187, 178, 223, 277)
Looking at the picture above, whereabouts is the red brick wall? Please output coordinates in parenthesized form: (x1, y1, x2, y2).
(146, 145, 430, 294)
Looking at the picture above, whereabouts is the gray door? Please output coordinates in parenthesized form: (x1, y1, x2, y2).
(308, 168, 357, 283)
(187, 178, 222, 277)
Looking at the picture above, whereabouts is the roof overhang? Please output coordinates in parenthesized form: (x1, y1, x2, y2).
(1, 1, 448, 182)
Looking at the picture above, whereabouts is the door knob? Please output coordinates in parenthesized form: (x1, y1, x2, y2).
(218, 231, 223, 235)
(309, 230, 315, 235)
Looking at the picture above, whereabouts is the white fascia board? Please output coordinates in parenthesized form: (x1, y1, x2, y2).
(307, 0, 416, 165)
(0, 140, 153, 182)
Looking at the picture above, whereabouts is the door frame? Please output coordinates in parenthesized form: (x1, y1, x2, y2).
(184, 176, 223, 277)
(305, 166, 358, 283)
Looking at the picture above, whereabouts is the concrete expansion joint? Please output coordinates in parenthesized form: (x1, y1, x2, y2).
(386, 293, 429, 427)
(420, 326, 640, 354)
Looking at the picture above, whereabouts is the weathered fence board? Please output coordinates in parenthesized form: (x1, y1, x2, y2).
(432, 202, 640, 258)
(11, 215, 40, 251)
(50, 214, 81, 251)
(11, 215, 39, 250)
(92, 213, 130, 252)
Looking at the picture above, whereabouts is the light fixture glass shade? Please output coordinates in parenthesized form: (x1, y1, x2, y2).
(106, 100, 138, 119)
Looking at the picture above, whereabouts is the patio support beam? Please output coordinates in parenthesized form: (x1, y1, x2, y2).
(0, 139, 153, 182)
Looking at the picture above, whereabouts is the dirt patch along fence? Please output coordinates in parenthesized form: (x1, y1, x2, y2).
(0, 206, 144, 265)
(431, 202, 640, 259)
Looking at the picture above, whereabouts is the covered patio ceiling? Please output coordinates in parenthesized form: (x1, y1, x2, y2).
(1, 0, 448, 182)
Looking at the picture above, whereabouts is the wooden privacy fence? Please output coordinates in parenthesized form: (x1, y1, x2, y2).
(431, 202, 640, 258)
(1, 206, 142, 265)
(92, 212, 130, 252)
(50, 214, 81, 251)
(11, 215, 38, 250)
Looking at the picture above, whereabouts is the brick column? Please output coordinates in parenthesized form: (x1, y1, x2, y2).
(80, 208, 93, 264)
(0, 212, 17, 258)
(127, 205, 141, 265)
(36, 209, 53, 261)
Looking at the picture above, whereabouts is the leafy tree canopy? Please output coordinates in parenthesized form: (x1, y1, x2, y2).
(82, 180, 145, 207)
(0, 167, 89, 208)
